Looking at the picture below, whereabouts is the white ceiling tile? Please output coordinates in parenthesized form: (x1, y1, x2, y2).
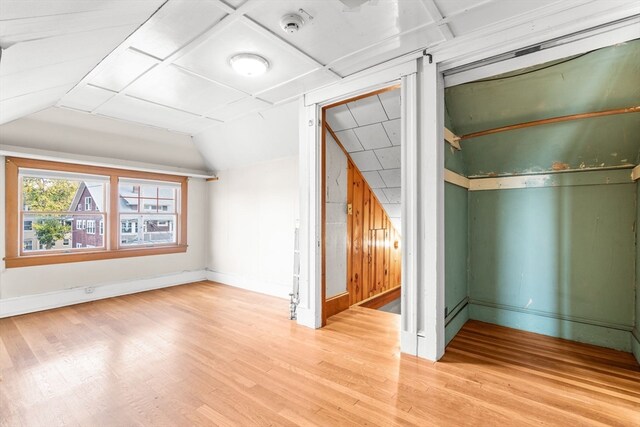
(0, 84, 73, 125)
(379, 168, 401, 187)
(375, 146, 401, 169)
(222, 0, 248, 8)
(246, 0, 431, 65)
(0, 25, 137, 77)
(96, 95, 198, 129)
(127, 66, 245, 115)
(0, 6, 155, 45)
(445, 0, 560, 36)
(362, 171, 385, 189)
(347, 95, 388, 126)
(326, 104, 357, 131)
(382, 118, 401, 146)
(353, 123, 392, 150)
(0, 56, 98, 101)
(170, 117, 221, 135)
(257, 69, 340, 104)
(59, 85, 115, 112)
(350, 150, 382, 172)
(174, 21, 317, 94)
(383, 187, 401, 204)
(383, 203, 402, 218)
(90, 49, 158, 92)
(331, 25, 444, 76)
(334, 129, 363, 153)
(372, 188, 389, 204)
(0, 0, 157, 20)
(207, 97, 271, 122)
(379, 90, 401, 120)
(128, 0, 227, 60)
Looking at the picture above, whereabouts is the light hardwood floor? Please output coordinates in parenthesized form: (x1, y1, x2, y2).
(1, 281, 639, 426)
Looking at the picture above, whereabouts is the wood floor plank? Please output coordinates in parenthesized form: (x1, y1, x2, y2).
(1, 281, 639, 426)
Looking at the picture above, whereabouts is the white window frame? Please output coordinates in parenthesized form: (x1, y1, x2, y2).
(99, 220, 104, 236)
(86, 220, 95, 234)
(85, 197, 92, 211)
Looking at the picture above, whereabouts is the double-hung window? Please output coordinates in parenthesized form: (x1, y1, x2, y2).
(4, 157, 188, 268)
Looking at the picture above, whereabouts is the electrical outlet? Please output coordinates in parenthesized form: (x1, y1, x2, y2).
(85, 287, 95, 294)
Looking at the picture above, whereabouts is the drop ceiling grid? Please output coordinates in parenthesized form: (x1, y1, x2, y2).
(326, 89, 402, 223)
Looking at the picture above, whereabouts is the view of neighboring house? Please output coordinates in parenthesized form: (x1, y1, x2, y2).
(69, 182, 105, 249)
(22, 218, 71, 251)
(118, 184, 175, 246)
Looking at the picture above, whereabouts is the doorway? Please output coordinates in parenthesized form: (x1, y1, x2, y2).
(321, 85, 403, 325)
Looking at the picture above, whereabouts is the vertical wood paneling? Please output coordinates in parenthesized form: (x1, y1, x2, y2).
(351, 171, 364, 306)
(346, 162, 354, 304)
(362, 185, 371, 299)
(347, 162, 402, 306)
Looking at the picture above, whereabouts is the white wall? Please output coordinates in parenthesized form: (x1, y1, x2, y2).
(193, 101, 299, 172)
(325, 132, 347, 298)
(0, 107, 209, 173)
(206, 156, 299, 298)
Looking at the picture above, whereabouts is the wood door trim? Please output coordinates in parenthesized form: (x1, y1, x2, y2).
(323, 84, 401, 110)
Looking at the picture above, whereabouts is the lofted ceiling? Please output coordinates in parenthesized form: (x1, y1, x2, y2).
(2, 0, 638, 140)
(446, 39, 640, 177)
(327, 88, 401, 228)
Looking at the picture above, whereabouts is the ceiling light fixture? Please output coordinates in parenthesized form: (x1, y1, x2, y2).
(229, 53, 269, 77)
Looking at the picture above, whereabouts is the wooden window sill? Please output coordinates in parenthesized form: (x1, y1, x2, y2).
(3, 245, 188, 268)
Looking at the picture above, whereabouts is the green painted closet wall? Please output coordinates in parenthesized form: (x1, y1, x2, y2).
(445, 181, 468, 344)
(634, 182, 640, 362)
(468, 175, 636, 351)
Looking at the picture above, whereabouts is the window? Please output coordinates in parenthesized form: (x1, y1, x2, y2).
(5, 157, 188, 268)
(118, 180, 179, 247)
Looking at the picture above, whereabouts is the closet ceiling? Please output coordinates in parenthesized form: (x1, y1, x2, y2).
(446, 40, 640, 177)
(327, 89, 402, 228)
(1, 0, 637, 134)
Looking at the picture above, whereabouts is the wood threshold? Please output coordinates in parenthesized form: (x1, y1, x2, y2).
(357, 285, 401, 309)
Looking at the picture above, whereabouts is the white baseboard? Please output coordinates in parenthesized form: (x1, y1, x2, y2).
(206, 270, 290, 299)
(0, 269, 207, 318)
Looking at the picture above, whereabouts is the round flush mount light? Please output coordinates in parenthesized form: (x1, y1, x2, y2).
(229, 53, 269, 77)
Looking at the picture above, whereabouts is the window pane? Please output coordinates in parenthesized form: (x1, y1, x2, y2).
(120, 214, 176, 246)
(22, 176, 105, 213)
(119, 197, 139, 212)
(22, 213, 105, 252)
